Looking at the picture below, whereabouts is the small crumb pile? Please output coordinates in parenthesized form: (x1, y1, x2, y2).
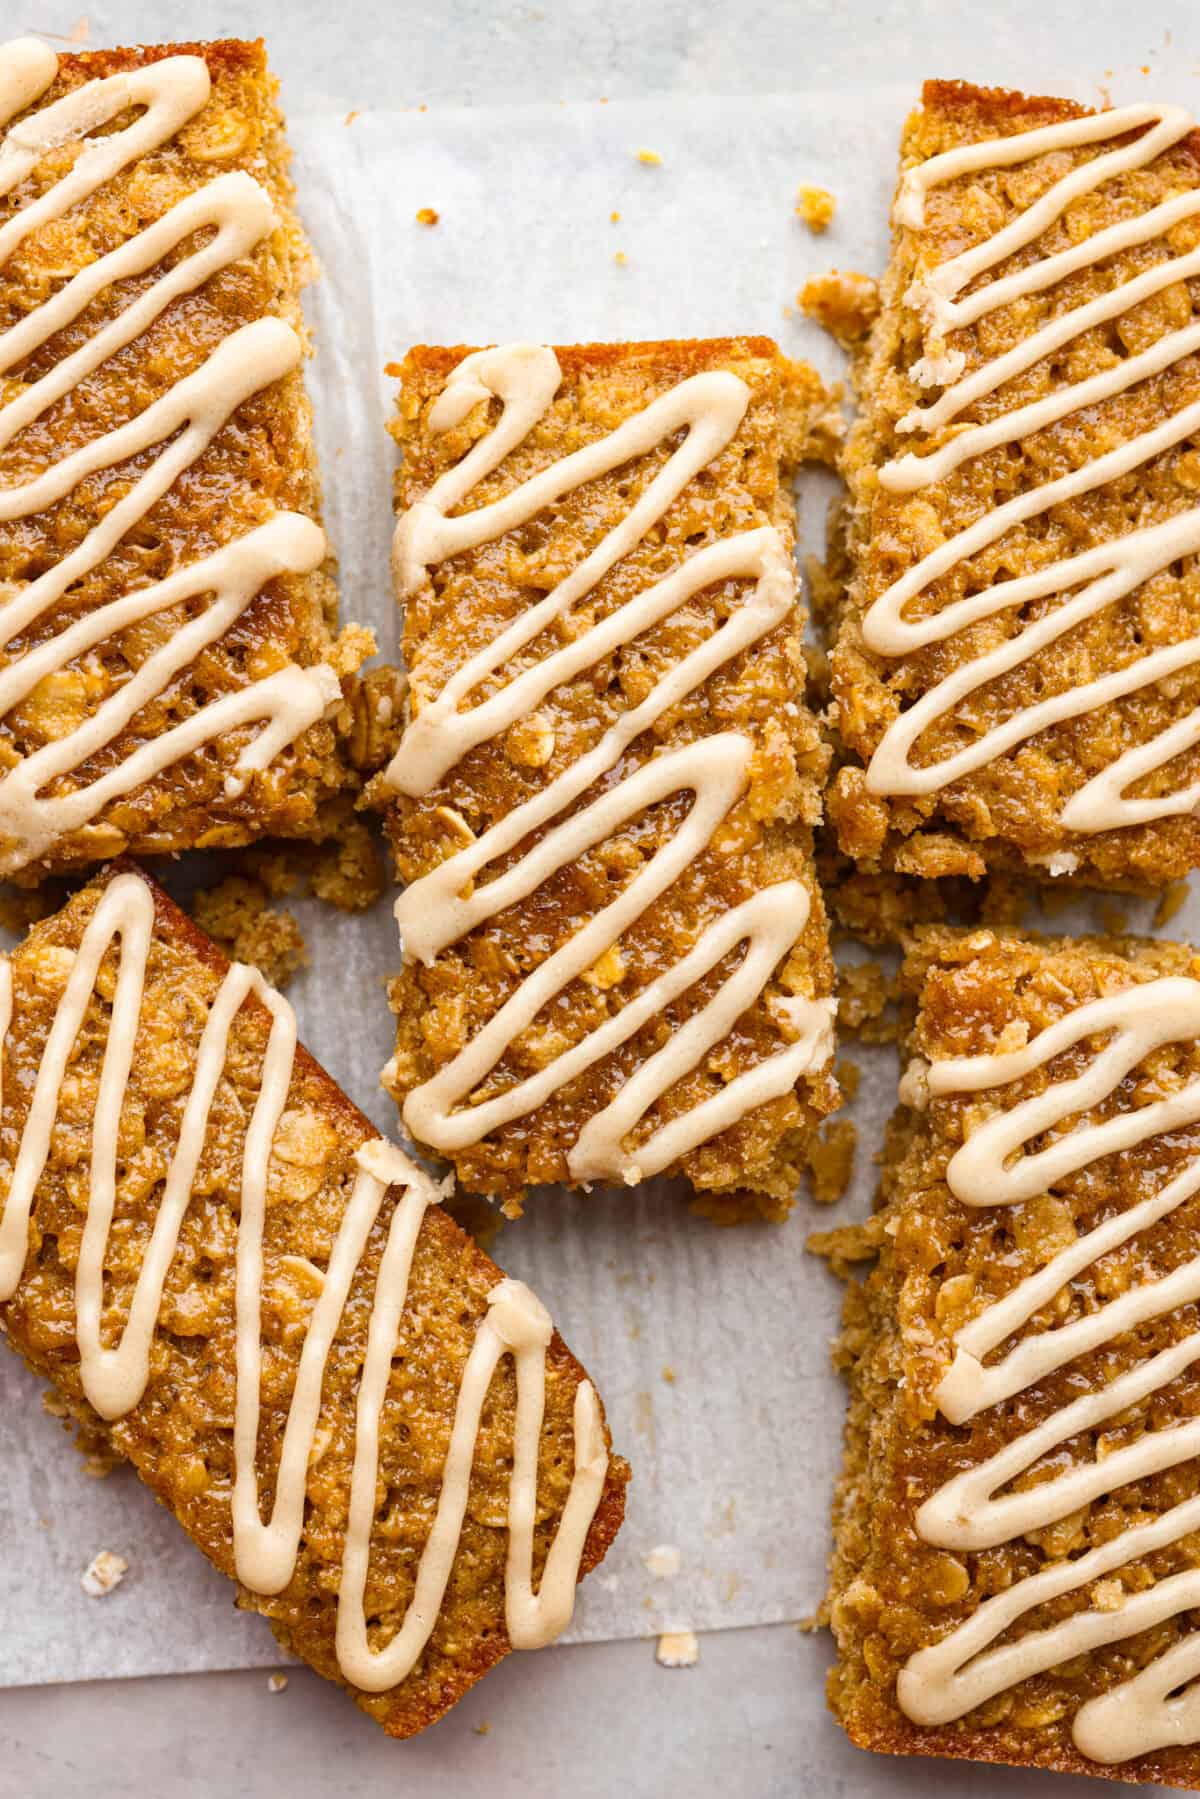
(837, 960, 900, 1043)
(807, 1211, 886, 1281)
(1156, 879, 1191, 927)
(806, 1117, 858, 1206)
(656, 1629, 699, 1668)
(798, 270, 881, 348)
(81, 1550, 127, 1597)
(191, 876, 308, 990)
(236, 817, 387, 920)
(796, 184, 835, 233)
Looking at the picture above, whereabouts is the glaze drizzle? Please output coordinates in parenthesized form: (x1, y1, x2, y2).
(0, 870, 607, 1689)
(898, 976, 1200, 1765)
(0, 40, 340, 873)
(863, 98, 1200, 833)
(384, 344, 834, 1184)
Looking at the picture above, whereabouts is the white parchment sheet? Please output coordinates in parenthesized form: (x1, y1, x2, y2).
(2, 78, 1198, 1691)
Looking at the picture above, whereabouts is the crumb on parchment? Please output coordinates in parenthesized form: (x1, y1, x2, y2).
(1156, 879, 1191, 927)
(191, 877, 308, 990)
(807, 1213, 887, 1281)
(241, 816, 386, 916)
(81, 1550, 127, 1597)
(643, 1544, 682, 1578)
(838, 961, 900, 1043)
(656, 1629, 699, 1668)
(799, 269, 881, 348)
(796, 184, 836, 232)
(636, 148, 662, 165)
(806, 1118, 858, 1206)
(416, 207, 439, 226)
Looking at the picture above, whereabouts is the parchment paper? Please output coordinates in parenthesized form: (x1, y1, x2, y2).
(1, 75, 1196, 1691)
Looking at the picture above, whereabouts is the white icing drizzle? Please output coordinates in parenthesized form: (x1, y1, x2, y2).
(896, 975, 1200, 1765)
(863, 96, 1200, 833)
(0, 870, 607, 1684)
(384, 344, 834, 1182)
(0, 41, 340, 873)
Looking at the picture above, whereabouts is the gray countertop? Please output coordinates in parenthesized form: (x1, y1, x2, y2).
(0, 1626, 1112, 1799)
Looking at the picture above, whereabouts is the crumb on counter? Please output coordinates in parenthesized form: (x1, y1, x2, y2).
(242, 817, 386, 917)
(610, 209, 621, 222)
(806, 1118, 858, 1207)
(614, 250, 628, 266)
(798, 269, 881, 348)
(474, 1721, 492, 1737)
(81, 1550, 127, 1597)
(191, 876, 308, 990)
(636, 148, 662, 165)
(643, 1544, 682, 1578)
(416, 207, 439, 226)
(656, 1629, 699, 1668)
(661, 1364, 676, 1384)
(344, 109, 359, 126)
(807, 1213, 886, 1280)
(1156, 879, 1191, 927)
(837, 961, 899, 1043)
(796, 184, 836, 232)
(267, 1673, 289, 1694)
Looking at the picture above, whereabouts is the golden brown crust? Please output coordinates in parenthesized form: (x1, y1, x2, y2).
(0, 860, 627, 1738)
(376, 337, 841, 1220)
(0, 38, 370, 880)
(827, 920, 1200, 1786)
(829, 77, 1200, 894)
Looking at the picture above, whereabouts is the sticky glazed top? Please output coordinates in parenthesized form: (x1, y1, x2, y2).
(0, 862, 626, 1737)
(0, 37, 366, 879)
(829, 919, 1200, 1786)
(379, 337, 840, 1220)
(831, 81, 1200, 890)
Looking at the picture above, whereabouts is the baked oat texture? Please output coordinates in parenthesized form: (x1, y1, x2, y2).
(0, 38, 371, 880)
(0, 863, 627, 1738)
(828, 921, 1200, 1788)
(829, 80, 1200, 893)
(379, 337, 841, 1222)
